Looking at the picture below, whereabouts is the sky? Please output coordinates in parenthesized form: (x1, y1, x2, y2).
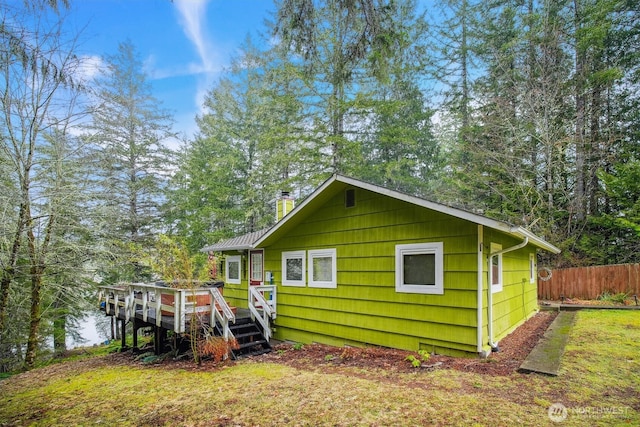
(67, 0, 276, 141)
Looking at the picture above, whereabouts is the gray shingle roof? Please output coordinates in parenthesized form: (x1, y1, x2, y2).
(200, 228, 268, 252)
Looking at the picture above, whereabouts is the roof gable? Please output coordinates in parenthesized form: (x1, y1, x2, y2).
(203, 175, 560, 254)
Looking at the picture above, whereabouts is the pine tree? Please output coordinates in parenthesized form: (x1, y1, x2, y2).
(86, 40, 175, 282)
(0, 0, 88, 369)
(274, 0, 399, 173)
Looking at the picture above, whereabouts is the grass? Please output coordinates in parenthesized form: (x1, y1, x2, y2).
(1, 310, 639, 426)
(597, 291, 631, 305)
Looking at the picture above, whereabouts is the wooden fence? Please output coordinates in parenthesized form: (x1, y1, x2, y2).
(538, 263, 640, 300)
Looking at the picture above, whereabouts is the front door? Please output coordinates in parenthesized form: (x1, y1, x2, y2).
(249, 249, 264, 286)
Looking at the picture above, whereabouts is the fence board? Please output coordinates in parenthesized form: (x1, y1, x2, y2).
(538, 263, 640, 300)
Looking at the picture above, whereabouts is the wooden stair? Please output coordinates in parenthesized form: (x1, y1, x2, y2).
(216, 317, 272, 359)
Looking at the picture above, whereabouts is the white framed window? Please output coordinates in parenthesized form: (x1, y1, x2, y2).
(282, 251, 306, 287)
(308, 248, 337, 288)
(529, 253, 536, 284)
(490, 243, 503, 293)
(250, 250, 264, 283)
(395, 243, 444, 295)
(225, 255, 241, 284)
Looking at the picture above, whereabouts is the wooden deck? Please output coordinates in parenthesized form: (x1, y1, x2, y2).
(99, 283, 276, 357)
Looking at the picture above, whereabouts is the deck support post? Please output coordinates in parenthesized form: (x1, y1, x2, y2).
(120, 319, 127, 350)
(132, 318, 139, 349)
(154, 326, 165, 355)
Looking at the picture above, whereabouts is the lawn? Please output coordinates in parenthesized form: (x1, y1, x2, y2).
(0, 310, 638, 426)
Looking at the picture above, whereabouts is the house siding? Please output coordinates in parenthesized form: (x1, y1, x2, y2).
(264, 187, 481, 355)
(220, 256, 250, 309)
(482, 229, 539, 349)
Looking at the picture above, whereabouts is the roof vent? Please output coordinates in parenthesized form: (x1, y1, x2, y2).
(345, 188, 356, 208)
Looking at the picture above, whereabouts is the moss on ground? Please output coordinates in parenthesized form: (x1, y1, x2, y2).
(0, 311, 638, 426)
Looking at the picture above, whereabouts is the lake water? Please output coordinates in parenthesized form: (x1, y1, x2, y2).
(69, 311, 112, 348)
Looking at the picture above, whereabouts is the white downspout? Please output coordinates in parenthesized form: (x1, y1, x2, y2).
(477, 225, 484, 355)
(487, 236, 529, 352)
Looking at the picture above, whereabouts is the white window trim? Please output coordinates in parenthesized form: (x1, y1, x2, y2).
(529, 253, 536, 284)
(490, 243, 503, 293)
(282, 250, 306, 287)
(395, 242, 444, 295)
(250, 250, 264, 283)
(308, 248, 337, 288)
(225, 255, 241, 285)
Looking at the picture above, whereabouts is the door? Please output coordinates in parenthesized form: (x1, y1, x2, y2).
(249, 249, 264, 286)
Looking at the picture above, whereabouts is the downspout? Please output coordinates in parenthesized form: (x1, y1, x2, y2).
(477, 225, 484, 355)
(487, 236, 529, 352)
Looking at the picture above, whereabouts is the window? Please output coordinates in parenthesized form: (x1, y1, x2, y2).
(225, 255, 241, 284)
(490, 243, 503, 293)
(282, 251, 306, 287)
(529, 253, 536, 284)
(395, 243, 444, 294)
(250, 250, 263, 283)
(308, 248, 337, 288)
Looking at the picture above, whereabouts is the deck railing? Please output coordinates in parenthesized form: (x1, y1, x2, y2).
(98, 283, 235, 335)
(248, 285, 277, 341)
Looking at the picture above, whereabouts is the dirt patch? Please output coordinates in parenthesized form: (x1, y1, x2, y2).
(542, 297, 639, 306)
(259, 311, 557, 376)
(61, 311, 556, 378)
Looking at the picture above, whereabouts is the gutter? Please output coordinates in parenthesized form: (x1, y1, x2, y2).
(487, 236, 529, 351)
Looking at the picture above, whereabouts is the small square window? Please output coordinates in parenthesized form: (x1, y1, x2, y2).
(308, 249, 337, 288)
(404, 253, 436, 285)
(282, 251, 306, 287)
(226, 255, 241, 285)
(395, 243, 443, 294)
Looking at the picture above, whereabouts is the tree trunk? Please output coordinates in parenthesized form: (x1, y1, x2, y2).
(574, 0, 587, 223)
(24, 268, 43, 369)
(0, 200, 28, 336)
(52, 295, 67, 354)
(23, 204, 54, 369)
(460, 0, 470, 140)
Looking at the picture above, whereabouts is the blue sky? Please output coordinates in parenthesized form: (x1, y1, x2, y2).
(68, 0, 276, 141)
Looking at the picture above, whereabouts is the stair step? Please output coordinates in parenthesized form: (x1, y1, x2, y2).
(234, 331, 262, 339)
(230, 323, 259, 332)
(238, 339, 268, 350)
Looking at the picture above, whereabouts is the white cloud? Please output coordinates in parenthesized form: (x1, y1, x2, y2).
(76, 55, 104, 83)
(173, 0, 223, 120)
(174, 0, 218, 73)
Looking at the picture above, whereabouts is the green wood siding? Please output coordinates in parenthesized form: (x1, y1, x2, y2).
(217, 183, 544, 356)
(220, 255, 249, 309)
(265, 187, 480, 355)
(482, 229, 539, 347)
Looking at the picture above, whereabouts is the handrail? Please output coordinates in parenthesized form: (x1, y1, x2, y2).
(210, 287, 236, 341)
(248, 285, 277, 341)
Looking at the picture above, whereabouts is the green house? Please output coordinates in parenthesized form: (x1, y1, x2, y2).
(202, 175, 560, 357)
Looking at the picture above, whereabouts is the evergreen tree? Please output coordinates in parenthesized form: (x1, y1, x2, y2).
(357, 0, 440, 195)
(274, 0, 399, 173)
(0, 0, 89, 369)
(86, 40, 175, 282)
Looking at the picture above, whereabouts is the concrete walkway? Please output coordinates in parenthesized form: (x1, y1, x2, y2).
(518, 311, 576, 376)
